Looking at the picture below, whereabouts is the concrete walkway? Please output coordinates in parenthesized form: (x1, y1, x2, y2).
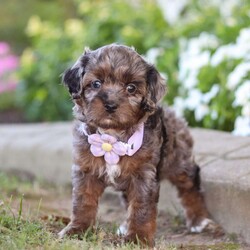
(0, 122, 250, 244)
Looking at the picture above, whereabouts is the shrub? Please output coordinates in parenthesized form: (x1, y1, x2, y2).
(172, 29, 250, 135)
(0, 0, 76, 54)
(18, 0, 250, 135)
(153, 0, 250, 135)
(18, 0, 167, 122)
(17, 17, 78, 121)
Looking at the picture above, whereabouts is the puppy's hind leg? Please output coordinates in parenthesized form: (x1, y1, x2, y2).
(168, 164, 212, 233)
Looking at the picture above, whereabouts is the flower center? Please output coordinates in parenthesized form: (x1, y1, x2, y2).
(102, 142, 113, 152)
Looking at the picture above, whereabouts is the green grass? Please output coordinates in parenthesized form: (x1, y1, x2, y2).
(0, 172, 243, 249)
(0, 196, 136, 250)
(0, 172, 145, 249)
(0, 195, 47, 249)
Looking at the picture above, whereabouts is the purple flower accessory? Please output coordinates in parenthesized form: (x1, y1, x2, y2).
(80, 123, 144, 165)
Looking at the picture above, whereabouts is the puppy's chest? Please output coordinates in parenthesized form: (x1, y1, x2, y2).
(89, 139, 160, 185)
(100, 151, 154, 187)
(103, 163, 122, 185)
(99, 156, 144, 187)
(75, 122, 162, 184)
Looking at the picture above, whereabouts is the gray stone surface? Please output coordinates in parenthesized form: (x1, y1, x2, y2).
(0, 123, 72, 183)
(0, 123, 250, 243)
(192, 128, 250, 244)
(191, 128, 250, 158)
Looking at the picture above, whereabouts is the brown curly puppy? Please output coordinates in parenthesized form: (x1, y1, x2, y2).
(58, 44, 212, 247)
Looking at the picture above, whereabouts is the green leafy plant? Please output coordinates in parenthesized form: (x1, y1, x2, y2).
(154, 0, 250, 135)
(18, 0, 250, 135)
(17, 0, 167, 122)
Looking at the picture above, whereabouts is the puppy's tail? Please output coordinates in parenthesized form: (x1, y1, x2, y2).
(193, 163, 201, 191)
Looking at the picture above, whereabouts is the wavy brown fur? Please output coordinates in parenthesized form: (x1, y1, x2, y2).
(59, 44, 209, 247)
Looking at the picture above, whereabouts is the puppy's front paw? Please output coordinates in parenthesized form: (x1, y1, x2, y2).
(124, 233, 155, 248)
(58, 223, 85, 239)
(58, 226, 68, 239)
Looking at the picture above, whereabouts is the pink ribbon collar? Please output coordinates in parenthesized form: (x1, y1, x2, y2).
(81, 123, 144, 165)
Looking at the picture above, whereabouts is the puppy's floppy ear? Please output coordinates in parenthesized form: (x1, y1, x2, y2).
(62, 49, 90, 99)
(146, 65, 166, 106)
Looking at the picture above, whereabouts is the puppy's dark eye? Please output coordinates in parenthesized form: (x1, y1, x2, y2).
(126, 84, 137, 94)
(91, 80, 102, 89)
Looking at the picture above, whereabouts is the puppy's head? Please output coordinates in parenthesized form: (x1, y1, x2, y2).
(63, 44, 166, 130)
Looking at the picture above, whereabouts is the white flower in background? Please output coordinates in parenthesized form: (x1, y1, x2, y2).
(211, 110, 218, 120)
(233, 116, 250, 136)
(157, 0, 188, 25)
(178, 33, 218, 89)
(211, 28, 250, 67)
(235, 27, 250, 59)
(184, 89, 203, 110)
(156, 0, 249, 135)
(176, 32, 221, 123)
(219, 0, 239, 18)
(179, 51, 210, 89)
(145, 48, 163, 64)
(173, 97, 185, 117)
(234, 28, 250, 58)
(177, 85, 219, 120)
(233, 82, 250, 135)
(233, 80, 250, 106)
(210, 44, 233, 66)
(236, 27, 250, 46)
(227, 62, 250, 90)
(209, 0, 240, 17)
(173, 85, 219, 120)
(203, 84, 220, 103)
(195, 104, 209, 121)
(185, 32, 219, 54)
(160, 72, 168, 82)
(181, 70, 199, 89)
(158, 0, 240, 25)
(200, 32, 219, 49)
(242, 103, 250, 117)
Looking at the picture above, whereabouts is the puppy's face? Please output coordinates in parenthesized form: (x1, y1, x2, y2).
(63, 45, 166, 130)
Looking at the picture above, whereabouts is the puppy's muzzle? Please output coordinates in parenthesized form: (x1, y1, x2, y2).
(104, 102, 118, 113)
(98, 89, 119, 113)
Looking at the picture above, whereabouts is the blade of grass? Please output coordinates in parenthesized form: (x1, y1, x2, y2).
(36, 198, 42, 217)
(17, 194, 24, 224)
(6, 195, 16, 223)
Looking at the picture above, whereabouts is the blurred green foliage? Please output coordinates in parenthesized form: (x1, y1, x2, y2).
(0, 0, 76, 54)
(166, 0, 250, 134)
(13, 0, 250, 134)
(17, 0, 169, 122)
(73, 0, 167, 52)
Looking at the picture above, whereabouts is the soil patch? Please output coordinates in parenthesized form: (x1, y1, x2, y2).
(1, 175, 249, 249)
(38, 187, 248, 249)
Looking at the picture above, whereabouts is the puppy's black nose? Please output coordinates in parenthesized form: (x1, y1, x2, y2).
(104, 102, 118, 113)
